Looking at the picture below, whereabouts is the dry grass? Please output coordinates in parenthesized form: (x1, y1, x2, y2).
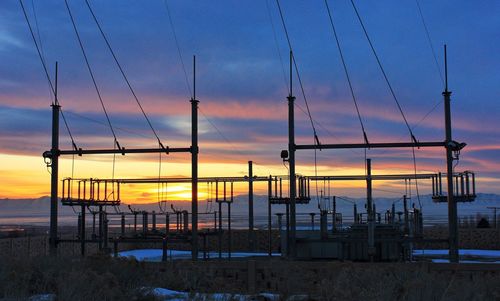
(1, 255, 500, 301)
(0, 255, 182, 301)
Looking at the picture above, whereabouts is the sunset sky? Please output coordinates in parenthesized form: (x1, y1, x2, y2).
(0, 1, 499, 202)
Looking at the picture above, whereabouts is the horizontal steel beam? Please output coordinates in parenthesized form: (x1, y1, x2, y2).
(119, 176, 271, 184)
(295, 141, 445, 150)
(43, 146, 192, 157)
(306, 173, 438, 181)
(65, 176, 272, 184)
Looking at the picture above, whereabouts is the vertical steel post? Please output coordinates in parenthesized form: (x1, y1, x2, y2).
(166, 213, 170, 234)
(77, 214, 82, 239)
(49, 62, 60, 256)
(404, 195, 409, 233)
(143, 211, 148, 236)
(277, 213, 283, 254)
(98, 205, 103, 250)
(443, 45, 459, 263)
(277, 214, 283, 231)
(176, 212, 180, 232)
(121, 213, 125, 237)
(310, 213, 315, 231)
(103, 212, 108, 251)
(162, 237, 168, 262)
(213, 212, 217, 230)
(353, 203, 358, 223)
(92, 211, 96, 239)
(366, 159, 375, 261)
(133, 212, 137, 234)
(248, 161, 255, 251)
(152, 211, 157, 232)
(332, 196, 336, 233)
(191, 55, 199, 261)
(391, 203, 396, 224)
(268, 176, 272, 257)
(285, 202, 290, 255)
(81, 205, 85, 256)
(217, 181, 222, 258)
(320, 211, 328, 239)
(228, 188, 232, 260)
(288, 51, 297, 258)
(183, 211, 189, 233)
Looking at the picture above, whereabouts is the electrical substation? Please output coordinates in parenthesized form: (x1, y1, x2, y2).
(23, 0, 477, 263)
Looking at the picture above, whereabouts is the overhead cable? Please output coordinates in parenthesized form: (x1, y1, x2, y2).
(19, 0, 77, 150)
(349, 0, 416, 142)
(65, 0, 119, 146)
(324, 0, 369, 145)
(84, 0, 164, 147)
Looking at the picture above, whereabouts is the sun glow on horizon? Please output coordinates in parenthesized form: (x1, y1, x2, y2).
(0, 152, 495, 202)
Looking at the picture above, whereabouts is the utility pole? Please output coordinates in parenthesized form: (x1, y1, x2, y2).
(248, 161, 255, 251)
(191, 55, 199, 261)
(268, 175, 272, 256)
(366, 159, 375, 262)
(49, 62, 60, 256)
(404, 195, 409, 234)
(288, 51, 297, 258)
(443, 45, 459, 263)
(332, 196, 336, 233)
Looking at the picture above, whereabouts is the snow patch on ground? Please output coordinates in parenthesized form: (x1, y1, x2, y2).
(151, 287, 280, 301)
(29, 294, 56, 301)
(430, 259, 500, 264)
(413, 249, 500, 263)
(413, 249, 500, 258)
(118, 249, 280, 262)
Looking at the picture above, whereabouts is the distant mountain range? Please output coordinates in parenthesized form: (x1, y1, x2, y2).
(1, 193, 499, 226)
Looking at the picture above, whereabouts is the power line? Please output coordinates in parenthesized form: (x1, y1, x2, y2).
(349, 0, 424, 205)
(265, 0, 289, 93)
(275, 0, 322, 206)
(63, 110, 153, 139)
(324, 0, 368, 145)
(84, 0, 164, 147)
(163, 0, 192, 99)
(414, 0, 444, 86)
(161, 1, 273, 177)
(30, 0, 47, 79)
(267, 0, 362, 162)
(19, 0, 77, 149)
(64, 0, 119, 147)
(349, 0, 415, 142)
(275, 0, 320, 145)
(19, 0, 54, 97)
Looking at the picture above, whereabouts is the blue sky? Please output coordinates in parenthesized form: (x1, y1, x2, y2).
(0, 0, 499, 198)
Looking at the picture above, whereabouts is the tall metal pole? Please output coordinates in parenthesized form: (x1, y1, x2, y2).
(268, 176, 272, 257)
(288, 51, 297, 258)
(403, 195, 409, 234)
(49, 62, 60, 256)
(366, 159, 375, 262)
(99, 205, 103, 249)
(248, 161, 255, 251)
(443, 45, 459, 263)
(332, 196, 337, 233)
(103, 212, 109, 251)
(217, 181, 222, 258)
(228, 196, 232, 259)
(191, 55, 199, 260)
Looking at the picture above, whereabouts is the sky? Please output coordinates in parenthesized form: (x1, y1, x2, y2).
(0, 0, 499, 202)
